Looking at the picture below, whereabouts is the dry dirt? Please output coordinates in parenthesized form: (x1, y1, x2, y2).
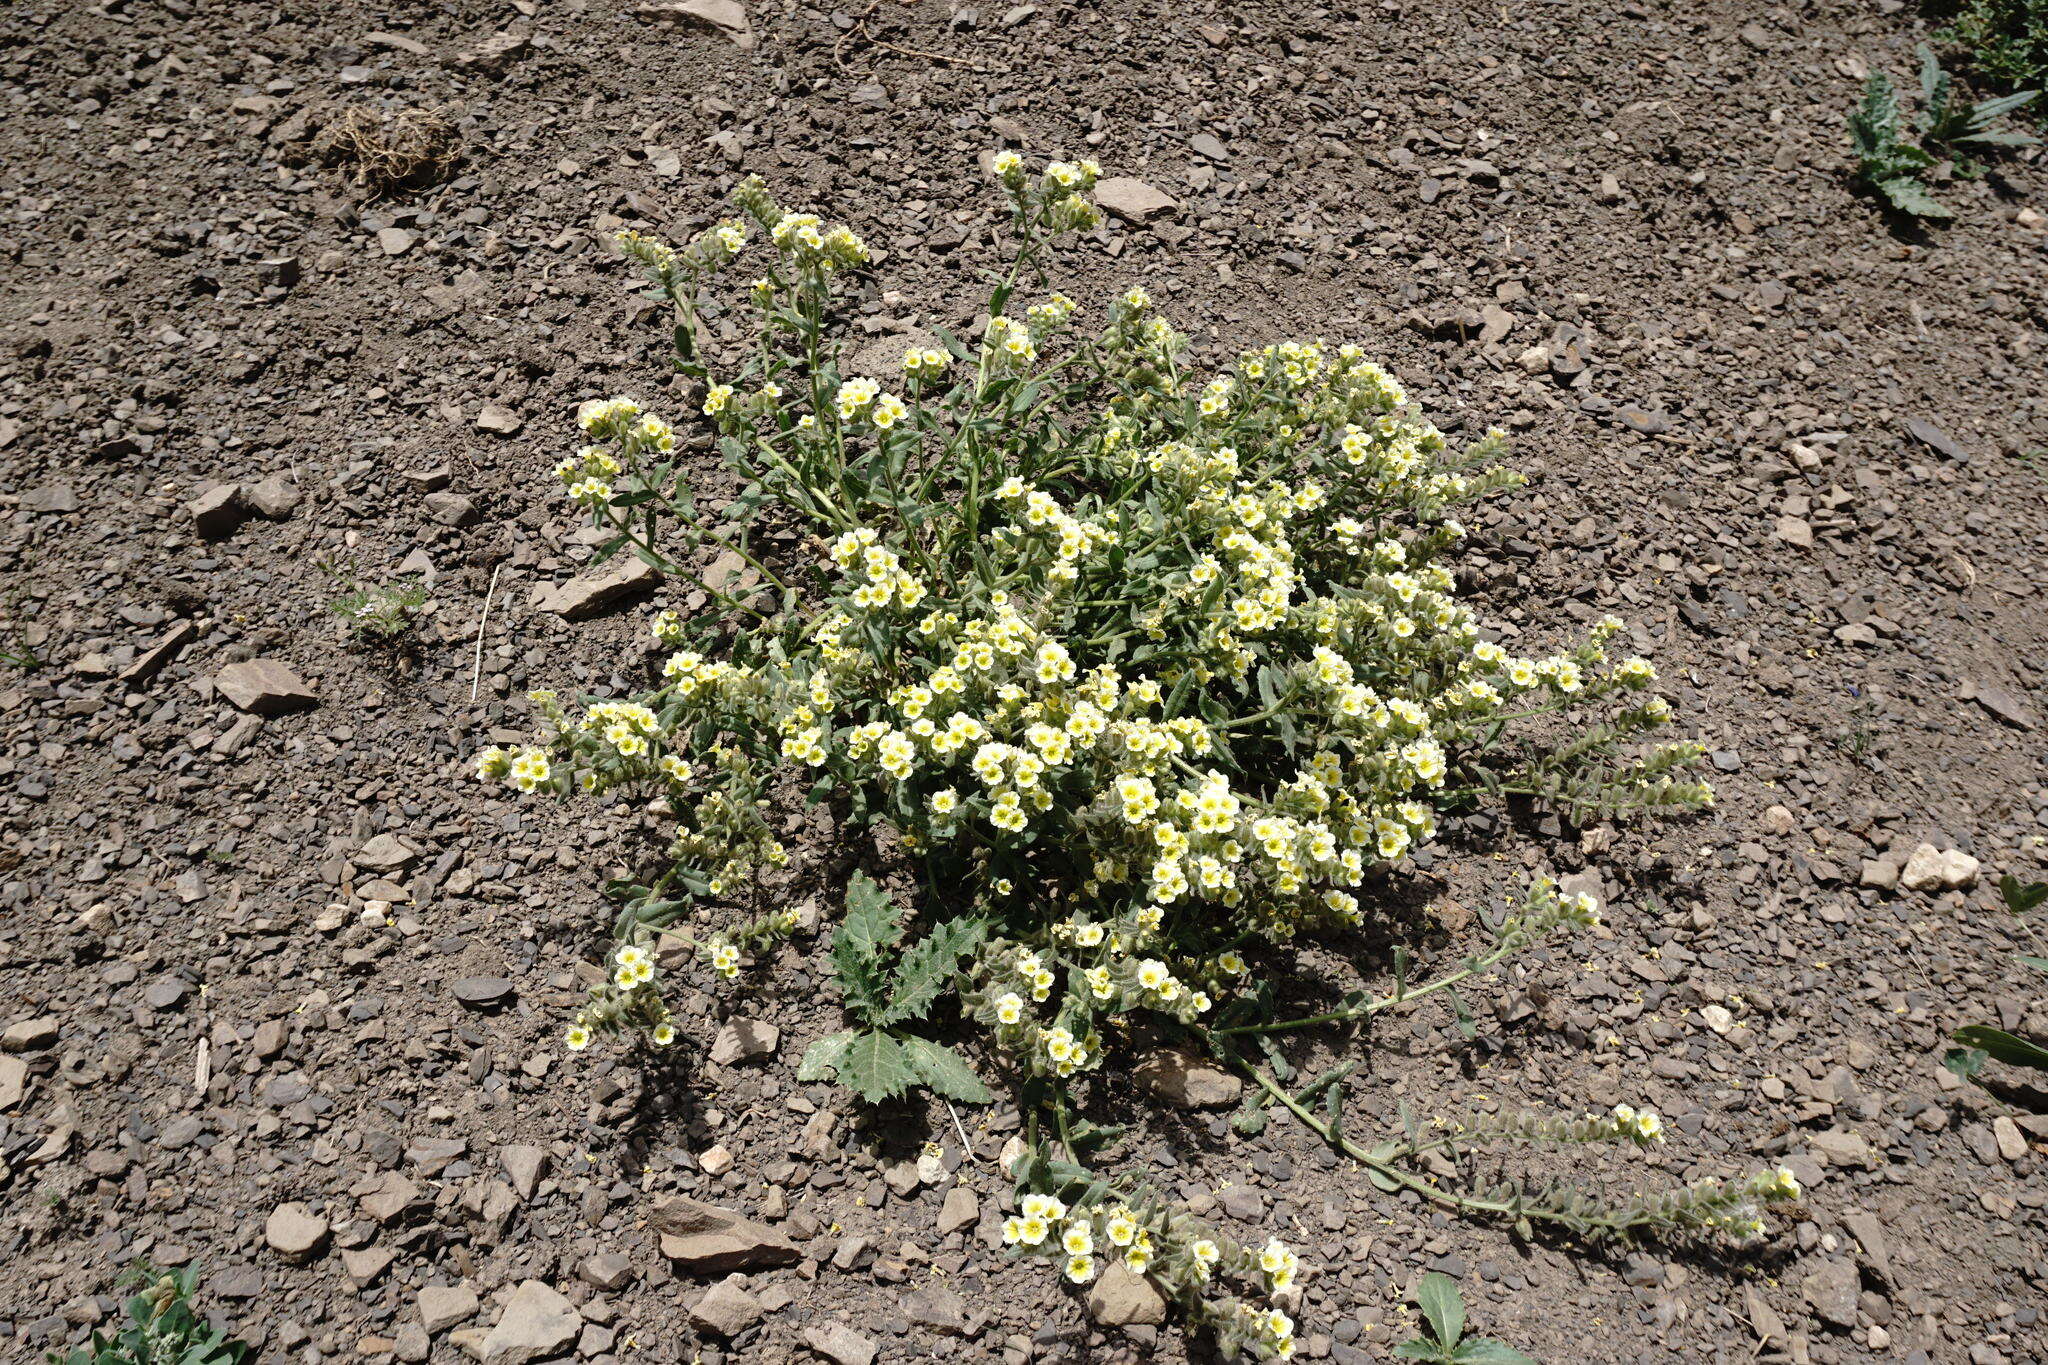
(3, 1, 2047, 1363)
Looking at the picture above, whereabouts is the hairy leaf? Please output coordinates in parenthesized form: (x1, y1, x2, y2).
(900, 1036, 994, 1103)
(836, 1028, 915, 1103)
(1877, 175, 1952, 219)
(877, 914, 989, 1026)
(796, 1029, 858, 1083)
(831, 873, 904, 1021)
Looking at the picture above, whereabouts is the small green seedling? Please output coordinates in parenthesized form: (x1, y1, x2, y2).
(1396, 1273, 1536, 1363)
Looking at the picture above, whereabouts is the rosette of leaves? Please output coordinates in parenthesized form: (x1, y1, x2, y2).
(48, 1264, 250, 1365)
(1396, 1273, 1534, 1364)
(1849, 48, 2038, 219)
(798, 872, 992, 1103)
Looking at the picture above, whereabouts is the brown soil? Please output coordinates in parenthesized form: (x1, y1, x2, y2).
(2, 1, 2045, 1363)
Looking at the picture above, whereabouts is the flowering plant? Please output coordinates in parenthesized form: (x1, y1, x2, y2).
(478, 156, 1796, 1358)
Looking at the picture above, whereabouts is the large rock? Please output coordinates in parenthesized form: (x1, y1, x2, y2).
(535, 556, 660, 620)
(709, 1019, 780, 1066)
(1800, 1257, 1860, 1330)
(634, 0, 756, 49)
(1093, 177, 1178, 223)
(264, 1202, 330, 1261)
(802, 1321, 877, 1365)
(688, 1276, 765, 1337)
(651, 1196, 801, 1274)
(1087, 1261, 1167, 1326)
(1133, 1049, 1241, 1108)
(418, 1283, 480, 1332)
(1898, 843, 1979, 892)
(480, 1280, 580, 1365)
(214, 659, 317, 715)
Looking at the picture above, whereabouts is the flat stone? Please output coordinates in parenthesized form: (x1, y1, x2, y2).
(1807, 1128, 1873, 1168)
(1994, 1115, 2028, 1162)
(243, 474, 301, 519)
(355, 833, 419, 872)
(1859, 859, 1898, 891)
(905, 1284, 969, 1335)
(689, 1277, 766, 1336)
(476, 403, 523, 435)
(1904, 416, 1970, 462)
(580, 1252, 635, 1291)
(937, 1185, 978, 1236)
(1093, 176, 1178, 223)
(634, 0, 757, 49)
(452, 977, 516, 1009)
(419, 1283, 480, 1333)
(480, 1280, 580, 1365)
(651, 1195, 801, 1274)
(1800, 1257, 1860, 1329)
(1773, 515, 1813, 549)
(214, 658, 317, 715)
(1087, 1261, 1167, 1326)
(360, 1171, 422, 1224)
(122, 621, 198, 687)
(449, 29, 532, 74)
(0, 1054, 27, 1110)
(535, 555, 661, 620)
(342, 1246, 395, 1285)
(423, 491, 479, 526)
(500, 1143, 548, 1199)
(709, 1019, 780, 1066)
(22, 484, 81, 514)
(1133, 1049, 1241, 1108)
(2, 1016, 59, 1052)
(265, 1202, 331, 1261)
(377, 227, 416, 255)
(802, 1321, 877, 1365)
(1972, 683, 2037, 731)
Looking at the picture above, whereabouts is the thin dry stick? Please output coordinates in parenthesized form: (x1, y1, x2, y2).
(834, 0, 988, 72)
(470, 562, 503, 702)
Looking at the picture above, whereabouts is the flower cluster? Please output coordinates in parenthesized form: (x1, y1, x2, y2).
(486, 154, 1730, 1358)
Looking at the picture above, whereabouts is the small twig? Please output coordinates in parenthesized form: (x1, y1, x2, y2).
(834, 0, 989, 73)
(943, 1099, 979, 1162)
(470, 562, 503, 702)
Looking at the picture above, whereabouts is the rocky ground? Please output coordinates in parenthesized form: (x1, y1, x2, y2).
(3, 0, 2047, 1362)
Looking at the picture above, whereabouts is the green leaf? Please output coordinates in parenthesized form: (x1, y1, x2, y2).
(1394, 1341, 1450, 1362)
(837, 1029, 915, 1103)
(1943, 1044, 1989, 1082)
(1850, 73, 1901, 159)
(2000, 875, 2048, 916)
(878, 915, 989, 1026)
(1453, 1339, 1538, 1364)
(1417, 1272, 1465, 1347)
(1951, 1025, 2048, 1071)
(900, 1036, 993, 1103)
(831, 874, 904, 1022)
(1877, 175, 1951, 219)
(2018, 955, 2048, 973)
(797, 1029, 858, 1083)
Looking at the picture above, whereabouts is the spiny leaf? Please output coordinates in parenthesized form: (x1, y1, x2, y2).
(899, 1036, 993, 1103)
(877, 915, 989, 1026)
(796, 1029, 858, 1083)
(836, 1028, 916, 1103)
(830, 873, 904, 1022)
(1877, 175, 1951, 219)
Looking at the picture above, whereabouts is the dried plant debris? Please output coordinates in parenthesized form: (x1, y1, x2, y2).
(311, 103, 464, 193)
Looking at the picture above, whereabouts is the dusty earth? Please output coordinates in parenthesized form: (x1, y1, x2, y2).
(3, 0, 2047, 1362)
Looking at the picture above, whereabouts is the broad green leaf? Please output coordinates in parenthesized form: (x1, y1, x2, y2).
(900, 1036, 993, 1103)
(837, 1029, 915, 1103)
(1959, 130, 2042, 148)
(1394, 1338, 1449, 1360)
(1417, 1271, 1465, 1347)
(797, 1030, 858, 1083)
(2000, 875, 2048, 916)
(1971, 90, 2040, 123)
(1453, 1339, 1538, 1364)
(1951, 1025, 2048, 1070)
(832, 873, 904, 1021)
(1878, 176, 1951, 219)
(878, 915, 989, 1026)
(1943, 1045, 1988, 1082)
